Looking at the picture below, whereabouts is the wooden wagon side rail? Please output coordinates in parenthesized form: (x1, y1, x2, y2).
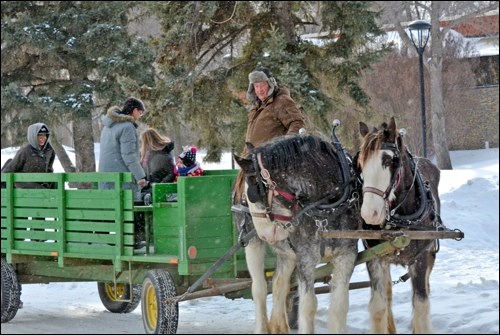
(1, 172, 138, 272)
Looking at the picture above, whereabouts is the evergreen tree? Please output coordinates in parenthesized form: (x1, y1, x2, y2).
(1, 1, 154, 171)
(146, 1, 391, 159)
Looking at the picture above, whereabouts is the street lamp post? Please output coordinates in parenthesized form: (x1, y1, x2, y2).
(408, 20, 431, 158)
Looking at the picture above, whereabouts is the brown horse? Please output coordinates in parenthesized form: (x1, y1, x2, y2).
(357, 117, 442, 333)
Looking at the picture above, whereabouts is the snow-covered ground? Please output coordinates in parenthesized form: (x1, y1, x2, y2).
(1, 146, 498, 334)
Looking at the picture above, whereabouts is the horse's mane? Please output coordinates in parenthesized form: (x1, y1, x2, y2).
(257, 134, 337, 172)
(358, 124, 386, 170)
(233, 134, 344, 203)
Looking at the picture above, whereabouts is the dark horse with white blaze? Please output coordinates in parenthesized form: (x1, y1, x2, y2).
(233, 127, 361, 334)
(357, 117, 442, 333)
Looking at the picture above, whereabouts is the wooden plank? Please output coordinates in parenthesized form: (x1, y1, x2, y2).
(12, 195, 60, 207)
(13, 218, 60, 230)
(14, 230, 59, 240)
(14, 208, 59, 218)
(65, 209, 133, 221)
(64, 172, 133, 183)
(320, 229, 464, 240)
(66, 221, 134, 234)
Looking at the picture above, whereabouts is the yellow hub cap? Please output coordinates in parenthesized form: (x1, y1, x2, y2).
(144, 283, 157, 329)
(105, 283, 126, 300)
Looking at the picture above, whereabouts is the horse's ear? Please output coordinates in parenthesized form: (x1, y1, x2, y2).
(233, 154, 252, 172)
(389, 117, 396, 131)
(359, 122, 369, 137)
(387, 117, 397, 142)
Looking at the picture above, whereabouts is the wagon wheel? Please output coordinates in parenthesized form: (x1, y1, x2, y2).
(141, 269, 178, 334)
(97, 282, 141, 313)
(1, 258, 21, 323)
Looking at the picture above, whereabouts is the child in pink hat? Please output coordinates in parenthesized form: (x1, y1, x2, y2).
(174, 146, 204, 181)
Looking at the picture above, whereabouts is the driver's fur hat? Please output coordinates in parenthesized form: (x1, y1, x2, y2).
(247, 67, 278, 102)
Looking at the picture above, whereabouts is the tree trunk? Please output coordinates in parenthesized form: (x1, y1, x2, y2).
(429, 4, 452, 169)
(270, 1, 297, 44)
(50, 134, 76, 172)
(428, 61, 453, 169)
(73, 110, 97, 173)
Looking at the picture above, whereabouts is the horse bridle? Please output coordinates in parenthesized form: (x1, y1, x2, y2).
(362, 140, 437, 227)
(362, 142, 402, 216)
(246, 152, 298, 228)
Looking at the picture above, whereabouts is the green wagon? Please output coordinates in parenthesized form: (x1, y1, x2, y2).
(1, 170, 275, 334)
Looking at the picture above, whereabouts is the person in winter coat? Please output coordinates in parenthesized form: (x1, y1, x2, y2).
(1, 122, 56, 308)
(233, 66, 307, 224)
(244, 66, 306, 150)
(98, 97, 147, 188)
(174, 146, 204, 181)
(2, 122, 56, 189)
(98, 97, 147, 248)
(140, 128, 176, 184)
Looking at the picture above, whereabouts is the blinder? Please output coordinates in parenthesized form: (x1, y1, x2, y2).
(381, 142, 401, 168)
(249, 153, 267, 203)
(247, 183, 262, 203)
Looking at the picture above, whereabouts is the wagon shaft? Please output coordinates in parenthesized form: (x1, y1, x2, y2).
(320, 229, 464, 240)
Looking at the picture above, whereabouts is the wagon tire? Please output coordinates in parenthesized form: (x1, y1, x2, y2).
(97, 282, 141, 313)
(1, 258, 21, 323)
(141, 269, 178, 334)
(287, 294, 299, 330)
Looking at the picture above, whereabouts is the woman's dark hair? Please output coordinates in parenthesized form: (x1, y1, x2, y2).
(121, 97, 145, 115)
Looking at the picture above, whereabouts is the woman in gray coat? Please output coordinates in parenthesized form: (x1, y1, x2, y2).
(98, 97, 147, 187)
(98, 97, 147, 248)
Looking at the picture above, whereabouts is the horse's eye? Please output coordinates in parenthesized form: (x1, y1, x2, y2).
(381, 152, 393, 169)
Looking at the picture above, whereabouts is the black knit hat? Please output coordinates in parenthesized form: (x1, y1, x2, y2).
(38, 125, 50, 135)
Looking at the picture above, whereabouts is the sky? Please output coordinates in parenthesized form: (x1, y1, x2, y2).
(1, 145, 498, 334)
